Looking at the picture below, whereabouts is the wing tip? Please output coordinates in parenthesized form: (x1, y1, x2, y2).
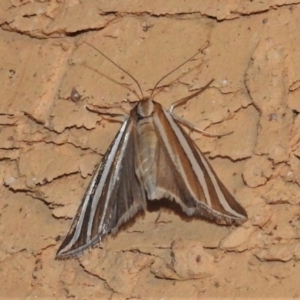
(183, 204, 248, 226)
(55, 203, 146, 260)
(154, 188, 247, 226)
(55, 237, 102, 260)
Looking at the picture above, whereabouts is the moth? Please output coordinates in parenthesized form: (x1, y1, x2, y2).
(56, 46, 247, 259)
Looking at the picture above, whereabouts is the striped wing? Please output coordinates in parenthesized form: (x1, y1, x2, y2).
(152, 103, 247, 225)
(56, 118, 146, 259)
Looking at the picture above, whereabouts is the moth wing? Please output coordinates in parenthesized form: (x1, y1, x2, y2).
(56, 118, 146, 259)
(152, 104, 247, 225)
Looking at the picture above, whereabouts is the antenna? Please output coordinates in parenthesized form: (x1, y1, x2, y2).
(149, 44, 210, 100)
(84, 41, 144, 99)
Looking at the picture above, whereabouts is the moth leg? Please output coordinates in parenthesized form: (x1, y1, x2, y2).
(168, 79, 232, 137)
(86, 104, 129, 122)
(168, 113, 232, 137)
(168, 79, 214, 113)
(155, 210, 161, 223)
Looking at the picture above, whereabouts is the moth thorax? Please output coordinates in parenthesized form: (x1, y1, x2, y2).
(137, 98, 154, 118)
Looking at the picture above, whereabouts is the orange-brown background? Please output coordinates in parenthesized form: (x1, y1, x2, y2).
(1, 1, 300, 298)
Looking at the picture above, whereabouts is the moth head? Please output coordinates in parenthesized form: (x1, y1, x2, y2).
(136, 98, 154, 118)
